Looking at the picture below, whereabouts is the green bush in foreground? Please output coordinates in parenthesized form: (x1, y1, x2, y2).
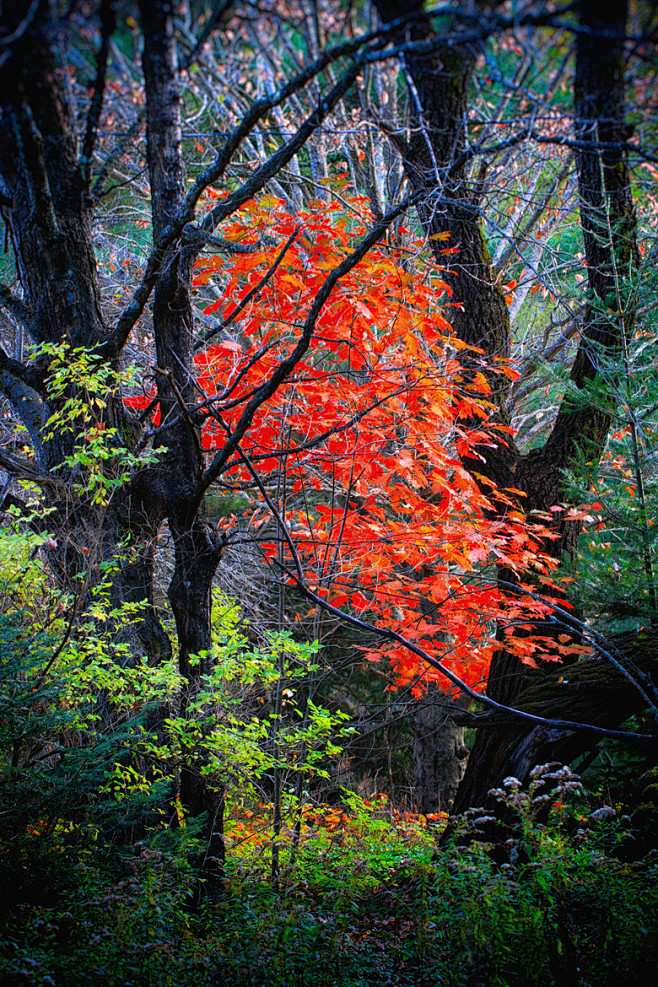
(1, 507, 656, 985)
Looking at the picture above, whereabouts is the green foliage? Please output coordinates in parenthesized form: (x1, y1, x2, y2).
(35, 342, 160, 506)
(5, 775, 657, 987)
(2, 505, 657, 986)
(568, 317, 658, 632)
(207, 770, 658, 987)
(0, 512, 356, 979)
(3, 304, 658, 985)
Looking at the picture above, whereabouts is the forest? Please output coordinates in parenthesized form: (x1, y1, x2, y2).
(0, 0, 657, 983)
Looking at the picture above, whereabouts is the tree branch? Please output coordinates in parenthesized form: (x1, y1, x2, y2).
(79, 0, 116, 193)
(0, 345, 47, 392)
(194, 192, 420, 511)
(180, 0, 234, 71)
(104, 13, 423, 358)
(0, 449, 64, 492)
(183, 58, 366, 254)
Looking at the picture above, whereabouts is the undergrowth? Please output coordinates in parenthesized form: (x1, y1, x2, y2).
(2, 779, 658, 987)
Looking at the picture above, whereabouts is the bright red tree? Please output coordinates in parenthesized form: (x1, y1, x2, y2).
(128, 190, 584, 698)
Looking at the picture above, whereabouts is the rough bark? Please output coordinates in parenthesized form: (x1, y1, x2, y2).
(373, 0, 515, 811)
(413, 687, 468, 813)
(455, 627, 658, 792)
(375, 1, 514, 442)
(454, 0, 639, 812)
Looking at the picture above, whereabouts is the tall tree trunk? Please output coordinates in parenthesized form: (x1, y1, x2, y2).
(139, 0, 226, 900)
(454, 0, 639, 811)
(376, 0, 640, 809)
(373, 0, 515, 812)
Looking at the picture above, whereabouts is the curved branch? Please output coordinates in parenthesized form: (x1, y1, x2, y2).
(197, 227, 300, 349)
(238, 445, 656, 745)
(0, 345, 47, 392)
(79, 0, 116, 193)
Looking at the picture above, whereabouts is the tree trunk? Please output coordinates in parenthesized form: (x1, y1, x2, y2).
(413, 686, 468, 813)
(0, 0, 168, 664)
(376, 0, 641, 808)
(454, 626, 658, 804)
(455, 0, 639, 811)
(139, 0, 226, 900)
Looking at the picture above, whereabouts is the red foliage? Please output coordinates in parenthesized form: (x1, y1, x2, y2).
(128, 194, 585, 694)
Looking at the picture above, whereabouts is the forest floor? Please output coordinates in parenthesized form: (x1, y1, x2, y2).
(2, 790, 658, 987)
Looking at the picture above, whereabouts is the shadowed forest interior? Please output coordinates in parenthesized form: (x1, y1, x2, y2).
(0, 1, 657, 984)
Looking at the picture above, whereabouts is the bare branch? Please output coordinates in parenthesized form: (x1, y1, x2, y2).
(179, 13, 424, 224)
(0, 449, 64, 492)
(0, 345, 46, 392)
(184, 59, 365, 253)
(0, 0, 40, 68)
(91, 116, 143, 203)
(180, 0, 234, 71)
(79, 0, 115, 193)
(104, 12, 427, 358)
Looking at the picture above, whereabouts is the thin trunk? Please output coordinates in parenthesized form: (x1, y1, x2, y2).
(140, 0, 226, 899)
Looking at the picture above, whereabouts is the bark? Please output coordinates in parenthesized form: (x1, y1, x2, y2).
(413, 686, 468, 813)
(455, 0, 640, 812)
(375, 1, 514, 444)
(0, 8, 103, 358)
(455, 627, 658, 792)
(373, 0, 515, 811)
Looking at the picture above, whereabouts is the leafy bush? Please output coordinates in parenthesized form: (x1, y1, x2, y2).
(2, 771, 658, 986)
(2, 509, 657, 986)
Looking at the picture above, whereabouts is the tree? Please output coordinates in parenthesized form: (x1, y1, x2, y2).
(1, 0, 519, 891)
(0, 0, 418, 897)
(0, 1, 655, 891)
(370, 0, 654, 810)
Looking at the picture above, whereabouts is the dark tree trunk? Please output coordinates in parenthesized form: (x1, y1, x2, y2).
(139, 0, 226, 899)
(454, 0, 640, 812)
(376, 0, 641, 809)
(374, 0, 516, 811)
(0, 0, 167, 664)
(454, 627, 658, 795)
